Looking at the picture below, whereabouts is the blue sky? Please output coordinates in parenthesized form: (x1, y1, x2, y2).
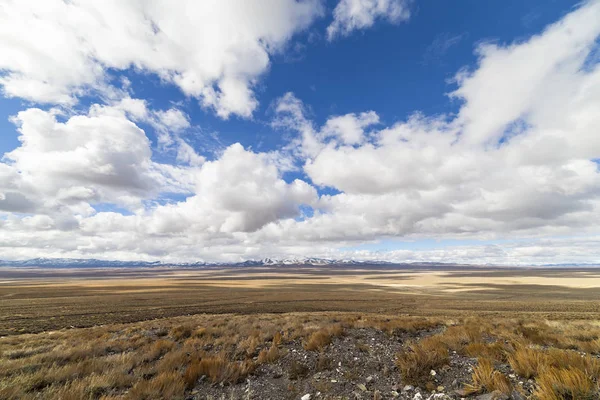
(0, 0, 599, 264)
(0, 0, 574, 159)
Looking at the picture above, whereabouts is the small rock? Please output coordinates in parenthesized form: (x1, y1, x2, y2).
(357, 383, 368, 392)
(428, 395, 450, 400)
(510, 391, 526, 400)
(437, 386, 444, 392)
(413, 393, 423, 400)
(403, 385, 414, 392)
(391, 391, 400, 398)
(330, 379, 337, 383)
(476, 391, 509, 400)
(366, 375, 374, 383)
(301, 395, 311, 400)
(430, 370, 437, 376)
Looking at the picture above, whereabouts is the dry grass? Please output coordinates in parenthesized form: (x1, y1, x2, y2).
(303, 323, 344, 351)
(374, 317, 440, 336)
(128, 371, 186, 399)
(439, 323, 482, 352)
(257, 342, 280, 364)
(508, 345, 548, 379)
(192, 354, 255, 384)
(465, 341, 510, 362)
(2, 312, 600, 399)
(464, 358, 512, 394)
(0, 314, 306, 399)
(534, 367, 597, 400)
(395, 335, 449, 386)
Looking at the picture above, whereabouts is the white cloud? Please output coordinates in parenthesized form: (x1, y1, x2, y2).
(451, 0, 600, 146)
(327, 236, 600, 266)
(1, 1, 600, 264)
(273, 0, 600, 244)
(0, 0, 324, 118)
(327, 0, 411, 40)
(0, 102, 195, 218)
(321, 111, 379, 145)
(147, 143, 317, 235)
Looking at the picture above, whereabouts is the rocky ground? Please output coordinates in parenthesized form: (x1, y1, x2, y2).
(190, 327, 534, 400)
(3, 313, 598, 400)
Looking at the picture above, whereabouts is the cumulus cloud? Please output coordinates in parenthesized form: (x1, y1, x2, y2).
(1, 1, 600, 264)
(0, 143, 319, 262)
(321, 112, 379, 145)
(146, 143, 318, 235)
(273, 0, 600, 244)
(0, 102, 195, 219)
(451, 1, 600, 146)
(0, 0, 323, 118)
(327, 0, 411, 40)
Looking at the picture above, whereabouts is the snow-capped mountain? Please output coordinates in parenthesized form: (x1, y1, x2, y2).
(0, 257, 392, 268)
(0, 257, 596, 268)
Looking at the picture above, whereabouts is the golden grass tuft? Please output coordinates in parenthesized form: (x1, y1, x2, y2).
(169, 325, 193, 341)
(545, 348, 600, 377)
(508, 345, 547, 379)
(464, 358, 512, 394)
(128, 371, 186, 400)
(534, 367, 597, 400)
(395, 335, 449, 386)
(303, 324, 344, 351)
(465, 341, 510, 362)
(257, 342, 280, 364)
(439, 323, 482, 352)
(194, 354, 255, 384)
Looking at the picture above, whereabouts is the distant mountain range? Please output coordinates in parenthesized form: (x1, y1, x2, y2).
(0, 257, 395, 268)
(0, 257, 597, 268)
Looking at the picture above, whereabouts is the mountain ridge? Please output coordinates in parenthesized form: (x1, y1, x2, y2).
(0, 257, 598, 268)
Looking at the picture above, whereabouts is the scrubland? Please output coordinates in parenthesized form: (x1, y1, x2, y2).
(1, 313, 600, 399)
(2, 266, 600, 399)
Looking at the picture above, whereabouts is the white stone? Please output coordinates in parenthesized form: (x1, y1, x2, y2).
(301, 395, 311, 400)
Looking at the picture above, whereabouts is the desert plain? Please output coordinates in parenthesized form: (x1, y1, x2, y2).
(1, 265, 600, 400)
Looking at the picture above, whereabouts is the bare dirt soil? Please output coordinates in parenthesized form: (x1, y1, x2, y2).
(2, 265, 600, 336)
